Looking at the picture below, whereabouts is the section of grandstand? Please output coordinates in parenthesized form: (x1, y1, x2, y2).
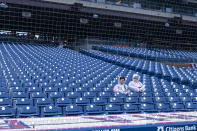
(92, 45, 197, 63)
(0, 42, 196, 118)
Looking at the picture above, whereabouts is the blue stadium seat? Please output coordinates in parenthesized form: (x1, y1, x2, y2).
(89, 87, 102, 92)
(8, 82, 22, 87)
(83, 92, 97, 98)
(105, 104, 123, 114)
(0, 106, 15, 118)
(156, 103, 171, 112)
(35, 78, 47, 84)
(153, 88, 163, 93)
(177, 92, 188, 97)
(75, 87, 88, 92)
(128, 92, 139, 97)
(31, 92, 47, 99)
(154, 92, 165, 97)
(11, 87, 25, 92)
(113, 92, 127, 97)
(44, 87, 58, 93)
(140, 97, 154, 103)
(140, 104, 156, 113)
(109, 97, 124, 105)
(0, 87, 8, 92)
(54, 83, 68, 88)
(140, 92, 153, 97)
(18, 106, 39, 117)
(39, 82, 52, 88)
(23, 82, 37, 87)
(103, 87, 113, 92)
(125, 97, 139, 104)
(75, 97, 90, 105)
(0, 92, 9, 98)
(49, 92, 64, 99)
(192, 97, 197, 102)
(66, 92, 81, 99)
(60, 87, 73, 93)
(189, 93, 197, 97)
(170, 103, 186, 111)
(181, 97, 192, 103)
(93, 97, 107, 105)
(0, 98, 12, 106)
(15, 98, 33, 107)
(37, 98, 53, 107)
(155, 97, 168, 103)
(56, 98, 72, 107)
(185, 102, 197, 111)
(123, 103, 140, 113)
(98, 92, 111, 98)
(168, 97, 181, 103)
(165, 92, 177, 97)
(64, 105, 83, 115)
(12, 92, 28, 98)
(85, 104, 103, 115)
(28, 87, 42, 92)
(42, 105, 62, 117)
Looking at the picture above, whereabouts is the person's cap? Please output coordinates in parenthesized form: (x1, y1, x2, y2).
(133, 74, 139, 80)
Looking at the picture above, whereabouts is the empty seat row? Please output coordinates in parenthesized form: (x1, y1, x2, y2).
(1, 102, 196, 118)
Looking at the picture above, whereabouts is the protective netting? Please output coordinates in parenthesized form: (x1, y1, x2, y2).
(0, 0, 196, 57)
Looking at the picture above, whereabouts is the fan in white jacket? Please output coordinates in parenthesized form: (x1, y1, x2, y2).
(128, 74, 145, 93)
(113, 76, 129, 94)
